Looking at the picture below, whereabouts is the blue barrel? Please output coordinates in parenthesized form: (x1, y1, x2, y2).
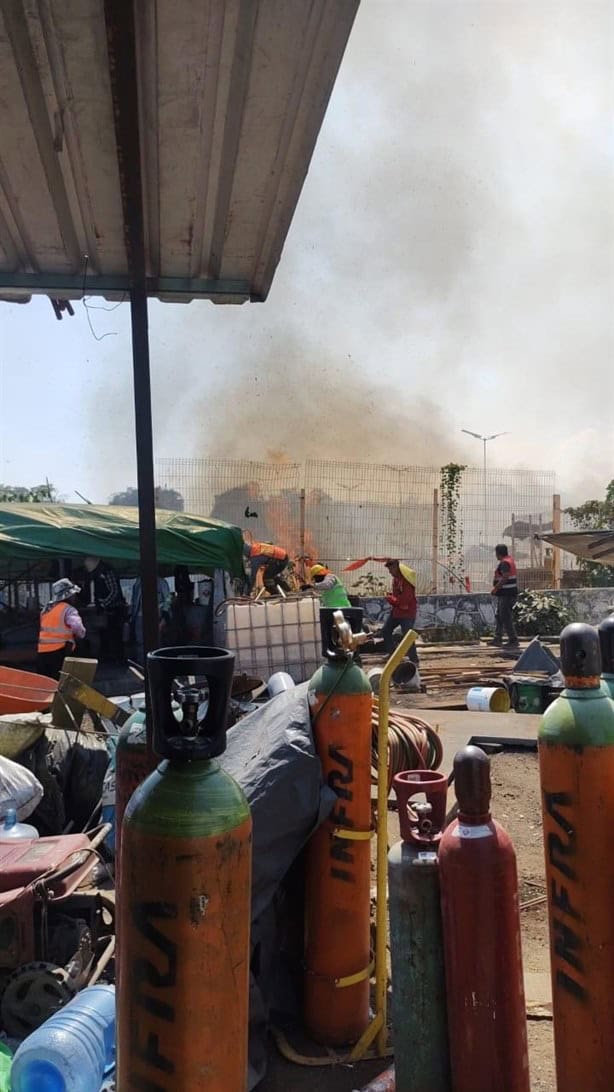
(10, 984, 115, 1092)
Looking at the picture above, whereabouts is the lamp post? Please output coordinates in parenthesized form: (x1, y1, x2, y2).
(461, 429, 508, 545)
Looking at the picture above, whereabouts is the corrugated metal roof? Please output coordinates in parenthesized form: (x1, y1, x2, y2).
(542, 531, 614, 566)
(0, 0, 358, 303)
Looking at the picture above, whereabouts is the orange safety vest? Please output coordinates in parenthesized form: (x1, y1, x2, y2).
(250, 542, 287, 561)
(38, 602, 75, 654)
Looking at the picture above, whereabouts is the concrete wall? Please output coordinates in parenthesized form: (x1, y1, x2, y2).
(358, 587, 614, 636)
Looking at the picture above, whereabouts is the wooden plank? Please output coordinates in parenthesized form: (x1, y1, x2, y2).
(51, 657, 98, 728)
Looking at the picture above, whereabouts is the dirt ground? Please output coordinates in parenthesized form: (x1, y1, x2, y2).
(490, 752, 555, 1092)
(261, 751, 555, 1091)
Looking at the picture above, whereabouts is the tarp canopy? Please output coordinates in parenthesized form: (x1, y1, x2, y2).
(0, 503, 245, 576)
(541, 530, 614, 566)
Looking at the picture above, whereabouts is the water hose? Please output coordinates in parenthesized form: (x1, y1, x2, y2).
(371, 700, 443, 790)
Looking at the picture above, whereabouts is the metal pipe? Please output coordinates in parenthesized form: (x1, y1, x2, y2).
(104, 0, 159, 678)
(129, 283, 159, 659)
(373, 629, 417, 1057)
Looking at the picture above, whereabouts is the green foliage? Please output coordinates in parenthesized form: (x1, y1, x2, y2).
(0, 482, 57, 503)
(109, 486, 184, 511)
(352, 571, 388, 596)
(440, 463, 466, 580)
(565, 479, 614, 586)
(513, 590, 574, 637)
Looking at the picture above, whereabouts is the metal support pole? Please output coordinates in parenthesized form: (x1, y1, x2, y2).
(483, 438, 487, 545)
(552, 493, 562, 589)
(299, 487, 306, 579)
(431, 488, 439, 593)
(105, 0, 159, 674)
(129, 284, 159, 659)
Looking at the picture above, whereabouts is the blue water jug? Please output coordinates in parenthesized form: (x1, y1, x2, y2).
(10, 984, 115, 1092)
(0, 808, 38, 842)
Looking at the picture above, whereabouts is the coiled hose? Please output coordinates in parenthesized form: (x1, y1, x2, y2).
(371, 697, 443, 790)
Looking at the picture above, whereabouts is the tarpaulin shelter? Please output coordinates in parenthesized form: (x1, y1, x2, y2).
(540, 530, 614, 567)
(0, 0, 360, 657)
(0, 503, 245, 576)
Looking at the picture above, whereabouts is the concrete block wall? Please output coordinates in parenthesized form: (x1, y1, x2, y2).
(357, 587, 614, 636)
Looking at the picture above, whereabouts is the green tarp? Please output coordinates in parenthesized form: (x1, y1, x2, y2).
(0, 504, 245, 577)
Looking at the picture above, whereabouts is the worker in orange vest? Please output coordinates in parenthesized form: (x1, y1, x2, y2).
(37, 578, 86, 679)
(246, 540, 289, 593)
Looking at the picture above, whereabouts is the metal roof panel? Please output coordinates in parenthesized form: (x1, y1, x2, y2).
(0, 0, 359, 301)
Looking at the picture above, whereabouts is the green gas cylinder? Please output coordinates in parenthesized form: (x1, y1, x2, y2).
(539, 622, 614, 1092)
(598, 614, 614, 699)
(114, 704, 150, 867)
(117, 646, 252, 1091)
(388, 769, 450, 1092)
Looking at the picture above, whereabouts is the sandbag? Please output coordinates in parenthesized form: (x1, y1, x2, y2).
(0, 754, 43, 821)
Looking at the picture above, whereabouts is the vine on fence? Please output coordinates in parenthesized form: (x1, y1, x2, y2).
(440, 463, 466, 583)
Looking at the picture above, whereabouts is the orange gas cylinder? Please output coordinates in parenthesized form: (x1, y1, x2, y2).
(117, 647, 252, 1091)
(539, 623, 614, 1092)
(304, 608, 373, 1046)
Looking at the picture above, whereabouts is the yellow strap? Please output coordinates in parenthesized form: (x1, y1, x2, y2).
(332, 826, 374, 841)
(336, 956, 375, 989)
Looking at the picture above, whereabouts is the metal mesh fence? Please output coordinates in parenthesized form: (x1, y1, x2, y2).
(157, 458, 558, 593)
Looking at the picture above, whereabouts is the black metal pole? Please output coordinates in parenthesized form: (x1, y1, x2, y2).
(129, 283, 159, 660)
(104, 0, 159, 673)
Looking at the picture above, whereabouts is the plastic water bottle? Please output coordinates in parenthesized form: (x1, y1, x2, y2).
(10, 984, 115, 1092)
(0, 808, 38, 842)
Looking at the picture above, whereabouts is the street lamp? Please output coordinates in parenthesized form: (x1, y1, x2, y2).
(461, 429, 509, 545)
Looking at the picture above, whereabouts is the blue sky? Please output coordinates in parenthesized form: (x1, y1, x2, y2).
(1, 0, 612, 506)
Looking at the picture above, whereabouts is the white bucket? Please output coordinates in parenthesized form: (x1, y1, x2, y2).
(466, 686, 511, 713)
(268, 672, 296, 697)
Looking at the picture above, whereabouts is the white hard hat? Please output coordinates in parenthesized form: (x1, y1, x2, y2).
(51, 578, 81, 603)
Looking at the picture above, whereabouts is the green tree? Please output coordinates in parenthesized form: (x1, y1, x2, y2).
(0, 482, 57, 503)
(109, 486, 184, 511)
(565, 479, 614, 586)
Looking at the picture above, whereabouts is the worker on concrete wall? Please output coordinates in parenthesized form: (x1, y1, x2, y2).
(381, 559, 419, 663)
(308, 564, 351, 609)
(84, 557, 126, 663)
(246, 540, 290, 593)
(491, 544, 519, 648)
(37, 578, 86, 678)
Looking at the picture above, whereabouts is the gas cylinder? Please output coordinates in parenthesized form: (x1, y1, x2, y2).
(304, 607, 373, 1045)
(117, 647, 252, 1091)
(388, 769, 450, 1092)
(598, 613, 614, 698)
(114, 704, 152, 867)
(439, 745, 530, 1092)
(539, 622, 614, 1092)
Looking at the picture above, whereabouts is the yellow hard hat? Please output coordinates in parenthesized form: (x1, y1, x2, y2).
(310, 564, 328, 579)
(399, 562, 417, 587)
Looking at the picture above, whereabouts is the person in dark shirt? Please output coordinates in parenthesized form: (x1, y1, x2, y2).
(491, 544, 519, 648)
(84, 557, 126, 663)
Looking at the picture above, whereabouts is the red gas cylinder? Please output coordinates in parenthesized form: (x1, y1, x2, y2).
(438, 746, 530, 1092)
